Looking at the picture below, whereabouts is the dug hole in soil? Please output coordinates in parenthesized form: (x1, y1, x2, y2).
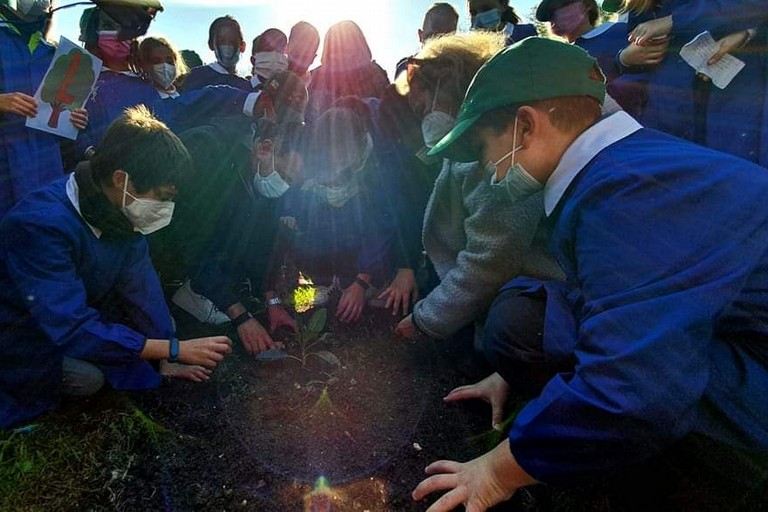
(134, 301, 499, 512)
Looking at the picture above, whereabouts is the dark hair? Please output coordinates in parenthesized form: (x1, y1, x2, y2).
(310, 106, 369, 182)
(289, 21, 320, 50)
(257, 121, 308, 157)
(499, 1, 522, 24)
(424, 3, 460, 34)
(586, 0, 599, 25)
(138, 36, 188, 75)
(252, 28, 288, 54)
(208, 15, 243, 47)
(287, 21, 320, 72)
(321, 20, 373, 68)
(91, 105, 192, 193)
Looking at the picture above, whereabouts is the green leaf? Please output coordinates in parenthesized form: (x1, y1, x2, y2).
(307, 308, 327, 334)
(312, 350, 341, 367)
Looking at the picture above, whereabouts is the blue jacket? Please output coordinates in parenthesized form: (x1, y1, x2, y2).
(506, 23, 538, 45)
(0, 23, 65, 218)
(575, 22, 649, 119)
(193, 176, 281, 312)
(0, 177, 172, 428)
(507, 116, 768, 483)
(179, 64, 252, 93)
(76, 70, 252, 157)
(280, 172, 395, 282)
(627, 1, 767, 163)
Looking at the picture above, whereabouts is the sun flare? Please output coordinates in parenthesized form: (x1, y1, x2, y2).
(271, 0, 393, 68)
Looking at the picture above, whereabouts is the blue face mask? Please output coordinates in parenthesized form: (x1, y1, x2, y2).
(214, 44, 240, 70)
(471, 8, 502, 30)
(487, 118, 542, 201)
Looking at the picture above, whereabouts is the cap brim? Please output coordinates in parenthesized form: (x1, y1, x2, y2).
(427, 113, 482, 163)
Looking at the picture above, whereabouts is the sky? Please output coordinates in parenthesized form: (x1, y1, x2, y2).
(49, 0, 541, 81)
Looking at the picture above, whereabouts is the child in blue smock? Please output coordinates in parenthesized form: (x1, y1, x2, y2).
(621, 0, 768, 164)
(178, 15, 251, 92)
(75, 7, 260, 160)
(468, 0, 538, 44)
(0, 3, 88, 217)
(416, 38, 768, 510)
(0, 107, 232, 429)
(536, 0, 661, 118)
(280, 106, 396, 324)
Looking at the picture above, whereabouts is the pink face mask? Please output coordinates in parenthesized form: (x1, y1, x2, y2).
(98, 31, 132, 63)
(551, 2, 588, 38)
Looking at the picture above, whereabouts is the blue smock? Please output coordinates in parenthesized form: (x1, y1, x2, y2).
(0, 19, 65, 218)
(505, 23, 538, 45)
(179, 63, 252, 93)
(0, 177, 172, 428)
(279, 174, 395, 282)
(627, 1, 767, 163)
(76, 70, 253, 157)
(505, 113, 768, 484)
(575, 22, 649, 119)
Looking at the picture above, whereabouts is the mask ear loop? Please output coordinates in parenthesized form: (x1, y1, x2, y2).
(121, 170, 130, 208)
(511, 116, 520, 166)
(430, 77, 441, 113)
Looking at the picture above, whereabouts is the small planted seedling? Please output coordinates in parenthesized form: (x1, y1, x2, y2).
(289, 308, 342, 368)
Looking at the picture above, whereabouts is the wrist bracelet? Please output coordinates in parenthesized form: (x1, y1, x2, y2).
(168, 337, 180, 363)
(354, 277, 371, 290)
(267, 297, 282, 307)
(232, 311, 253, 328)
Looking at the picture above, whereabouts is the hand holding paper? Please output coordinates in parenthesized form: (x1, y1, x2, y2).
(679, 31, 746, 89)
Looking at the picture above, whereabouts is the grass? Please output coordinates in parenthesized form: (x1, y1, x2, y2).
(0, 392, 167, 512)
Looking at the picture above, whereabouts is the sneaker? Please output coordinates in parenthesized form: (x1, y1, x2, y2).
(171, 280, 230, 325)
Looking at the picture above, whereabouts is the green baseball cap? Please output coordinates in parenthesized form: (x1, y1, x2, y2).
(601, 0, 623, 13)
(428, 37, 606, 162)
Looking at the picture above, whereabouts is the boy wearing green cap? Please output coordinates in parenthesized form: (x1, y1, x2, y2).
(413, 37, 768, 510)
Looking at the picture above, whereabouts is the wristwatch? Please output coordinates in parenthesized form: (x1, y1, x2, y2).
(232, 311, 253, 328)
(267, 297, 282, 307)
(168, 337, 180, 363)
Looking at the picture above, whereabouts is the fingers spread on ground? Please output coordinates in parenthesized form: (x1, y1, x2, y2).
(412, 474, 459, 500)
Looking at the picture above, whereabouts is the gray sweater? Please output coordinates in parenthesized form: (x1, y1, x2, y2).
(412, 159, 564, 340)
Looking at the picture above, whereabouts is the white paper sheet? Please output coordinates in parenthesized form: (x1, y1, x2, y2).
(679, 31, 745, 90)
(26, 37, 102, 140)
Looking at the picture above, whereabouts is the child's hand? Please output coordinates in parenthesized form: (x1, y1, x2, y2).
(280, 216, 298, 230)
(70, 108, 89, 130)
(337, 283, 366, 323)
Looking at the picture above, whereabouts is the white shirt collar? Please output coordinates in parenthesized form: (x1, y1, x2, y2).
(66, 173, 102, 239)
(208, 61, 231, 75)
(544, 111, 642, 216)
(250, 74, 262, 89)
(104, 67, 141, 78)
(580, 22, 615, 40)
(156, 88, 180, 99)
(502, 22, 517, 39)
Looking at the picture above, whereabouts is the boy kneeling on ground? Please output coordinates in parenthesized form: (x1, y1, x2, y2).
(414, 38, 768, 511)
(0, 107, 232, 430)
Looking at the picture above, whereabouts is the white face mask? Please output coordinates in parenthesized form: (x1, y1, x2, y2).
(120, 172, 175, 234)
(214, 44, 240, 70)
(420, 78, 455, 149)
(150, 63, 176, 90)
(312, 181, 361, 208)
(487, 118, 542, 201)
(254, 149, 290, 198)
(252, 51, 288, 80)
